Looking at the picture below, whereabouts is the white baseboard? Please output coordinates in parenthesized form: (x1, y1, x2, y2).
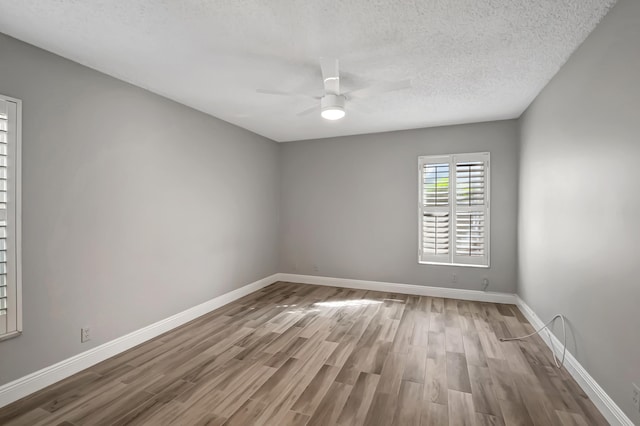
(277, 273, 517, 304)
(0, 273, 280, 409)
(515, 296, 633, 426)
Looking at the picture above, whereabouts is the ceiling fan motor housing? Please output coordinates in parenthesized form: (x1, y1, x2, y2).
(321, 94, 345, 112)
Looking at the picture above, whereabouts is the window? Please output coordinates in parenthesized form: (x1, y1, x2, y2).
(0, 95, 22, 340)
(418, 152, 489, 267)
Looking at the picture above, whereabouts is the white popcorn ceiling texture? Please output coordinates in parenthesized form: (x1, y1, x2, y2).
(0, 0, 617, 141)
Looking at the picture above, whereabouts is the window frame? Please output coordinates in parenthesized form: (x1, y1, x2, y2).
(0, 93, 23, 342)
(418, 152, 490, 268)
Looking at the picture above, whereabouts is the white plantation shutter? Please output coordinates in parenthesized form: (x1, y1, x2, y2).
(453, 155, 489, 265)
(419, 157, 451, 263)
(0, 95, 21, 339)
(419, 153, 489, 267)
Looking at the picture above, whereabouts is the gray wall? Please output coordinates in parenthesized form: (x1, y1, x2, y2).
(280, 121, 519, 293)
(518, 0, 640, 420)
(0, 34, 280, 385)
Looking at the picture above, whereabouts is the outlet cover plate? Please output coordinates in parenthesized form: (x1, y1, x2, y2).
(81, 327, 91, 343)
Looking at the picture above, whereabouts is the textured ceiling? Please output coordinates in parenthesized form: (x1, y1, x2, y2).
(0, 0, 617, 142)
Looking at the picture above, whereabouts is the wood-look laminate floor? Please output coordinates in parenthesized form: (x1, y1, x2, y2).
(0, 282, 608, 426)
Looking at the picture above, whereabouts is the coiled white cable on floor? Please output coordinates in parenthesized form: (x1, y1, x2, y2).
(499, 314, 567, 369)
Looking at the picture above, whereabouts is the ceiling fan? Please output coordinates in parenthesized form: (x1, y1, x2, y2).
(256, 58, 411, 120)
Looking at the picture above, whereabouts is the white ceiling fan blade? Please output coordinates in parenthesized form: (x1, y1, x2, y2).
(348, 102, 373, 114)
(296, 105, 319, 117)
(346, 79, 412, 99)
(256, 88, 317, 99)
(320, 57, 340, 95)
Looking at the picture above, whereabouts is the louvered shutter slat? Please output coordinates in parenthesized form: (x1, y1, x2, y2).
(455, 211, 485, 257)
(422, 213, 449, 255)
(0, 96, 20, 336)
(423, 163, 449, 207)
(0, 111, 9, 320)
(0, 108, 7, 318)
(456, 161, 486, 206)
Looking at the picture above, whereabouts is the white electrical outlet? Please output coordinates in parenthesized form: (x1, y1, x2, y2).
(633, 383, 640, 411)
(81, 327, 91, 343)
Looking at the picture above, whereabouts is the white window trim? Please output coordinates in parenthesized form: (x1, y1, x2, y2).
(418, 152, 490, 268)
(0, 94, 22, 342)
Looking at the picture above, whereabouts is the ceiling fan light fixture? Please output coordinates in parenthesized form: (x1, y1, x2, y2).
(321, 106, 345, 120)
(321, 94, 346, 120)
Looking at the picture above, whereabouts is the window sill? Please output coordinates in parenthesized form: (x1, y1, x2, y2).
(418, 261, 490, 268)
(0, 330, 22, 342)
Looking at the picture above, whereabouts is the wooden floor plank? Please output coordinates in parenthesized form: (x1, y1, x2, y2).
(291, 364, 340, 415)
(336, 372, 379, 426)
(305, 381, 352, 426)
(281, 410, 311, 426)
(448, 389, 476, 426)
(0, 282, 609, 426)
(421, 402, 449, 426)
(446, 352, 472, 393)
(403, 345, 427, 383)
(392, 380, 423, 426)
